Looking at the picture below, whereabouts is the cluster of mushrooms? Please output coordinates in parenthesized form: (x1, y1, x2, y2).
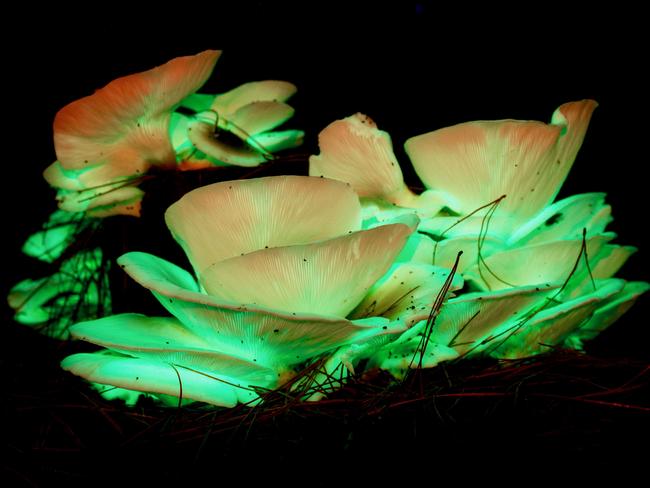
(9, 50, 647, 407)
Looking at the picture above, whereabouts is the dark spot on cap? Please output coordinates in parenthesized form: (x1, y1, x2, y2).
(544, 213, 563, 226)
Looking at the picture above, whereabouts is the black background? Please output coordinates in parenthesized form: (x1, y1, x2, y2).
(3, 3, 649, 483)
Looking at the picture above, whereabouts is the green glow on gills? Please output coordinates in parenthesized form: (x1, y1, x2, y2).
(54, 100, 647, 408)
(310, 101, 647, 377)
(44, 51, 221, 218)
(62, 176, 415, 407)
(176, 80, 304, 168)
(564, 281, 650, 348)
(14, 51, 307, 345)
(22, 210, 93, 263)
(491, 279, 625, 359)
(42, 52, 304, 218)
(9, 248, 111, 339)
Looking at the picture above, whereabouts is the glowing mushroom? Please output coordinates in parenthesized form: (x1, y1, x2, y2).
(406, 100, 598, 230)
(181, 80, 304, 167)
(45, 50, 221, 217)
(310, 113, 447, 219)
(62, 176, 434, 407)
(8, 249, 111, 339)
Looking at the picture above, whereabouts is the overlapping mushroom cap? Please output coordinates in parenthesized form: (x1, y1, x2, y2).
(405, 100, 612, 273)
(45, 50, 221, 217)
(61, 176, 439, 406)
(53, 95, 647, 406)
(310, 102, 598, 237)
(407, 101, 597, 223)
(44, 50, 304, 218)
(177, 80, 304, 168)
(309, 102, 648, 373)
(310, 113, 448, 217)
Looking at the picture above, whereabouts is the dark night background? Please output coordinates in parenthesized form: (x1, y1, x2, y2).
(2, 3, 649, 485)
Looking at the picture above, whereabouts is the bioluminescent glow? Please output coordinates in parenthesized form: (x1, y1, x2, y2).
(22, 210, 92, 263)
(11, 57, 644, 410)
(10, 50, 306, 340)
(307, 102, 647, 376)
(44, 51, 304, 218)
(9, 248, 111, 339)
(181, 81, 303, 167)
(62, 176, 433, 406)
(58, 100, 649, 407)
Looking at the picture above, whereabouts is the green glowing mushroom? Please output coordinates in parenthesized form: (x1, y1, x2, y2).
(44, 50, 221, 217)
(311, 101, 647, 370)
(10, 213, 107, 339)
(62, 176, 449, 407)
(406, 101, 597, 226)
(310, 101, 598, 259)
(367, 283, 562, 375)
(21, 210, 92, 263)
(43, 51, 304, 217)
(176, 80, 303, 169)
(490, 279, 626, 358)
(8, 249, 111, 339)
(565, 281, 650, 348)
(401, 102, 644, 361)
(310, 113, 448, 219)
